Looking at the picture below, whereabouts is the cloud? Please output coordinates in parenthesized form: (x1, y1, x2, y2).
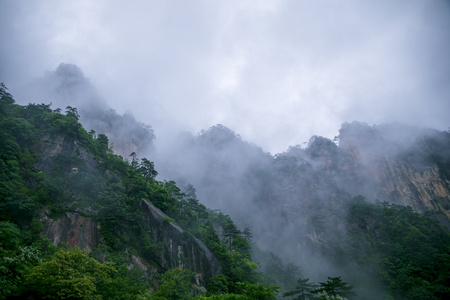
(1, 0, 449, 154)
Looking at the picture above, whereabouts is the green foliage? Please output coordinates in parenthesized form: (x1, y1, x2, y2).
(252, 247, 301, 290)
(233, 281, 280, 299)
(316, 277, 356, 299)
(0, 245, 43, 299)
(196, 294, 247, 299)
(204, 212, 260, 286)
(282, 276, 355, 300)
(163, 216, 176, 224)
(283, 277, 318, 300)
(24, 247, 116, 299)
(100, 264, 149, 300)
(19, 246, 148, 299)
(207, 274, 230, 295)
(0, 221, 45, 298)
(139, 157, 158, 182)
(198, 281, 279, 300)
(150, 268, 195, 300)
(0, 84, 280, 298)
(347, 198, 450, 299)
(0, 83, 14, 106)
(0, 221, 21, 250)
(0, 98, 40, 224)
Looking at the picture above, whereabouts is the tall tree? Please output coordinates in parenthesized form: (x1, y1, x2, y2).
(138, 158, 158, 182)
(283, 277, 318, 300)
(316, 276, 356, 299)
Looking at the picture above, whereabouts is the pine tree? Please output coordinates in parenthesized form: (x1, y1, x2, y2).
(316, 276, 356, 298)
(283, 277, 318, 300)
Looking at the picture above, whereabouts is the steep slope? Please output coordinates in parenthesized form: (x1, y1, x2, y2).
(336, 122, 450, 219)
(154, 124, 273, 226)
(0, 95, 221, 284)
(157, 121, 450, 298)
(0, 85, 270, 298)
(4, 71, 449, 298)
(15, 63, 155, 158)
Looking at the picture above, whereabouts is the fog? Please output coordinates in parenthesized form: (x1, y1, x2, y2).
(1, 0, 450, 154)
(1, 1, 450, 297)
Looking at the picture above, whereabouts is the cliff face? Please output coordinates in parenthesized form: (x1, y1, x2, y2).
(32, 133, 220, 286)
(39, 200, 221, 285)
(32, 134, 98, 174)
(41, 211, 99, 252)
(140, 200, 221, 284)
(152, 123, 450, 275)
(336, 122, 450, 219)
(360, 157, 449, 215)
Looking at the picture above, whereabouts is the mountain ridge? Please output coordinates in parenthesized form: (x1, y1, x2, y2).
(2, 71, 450, 298)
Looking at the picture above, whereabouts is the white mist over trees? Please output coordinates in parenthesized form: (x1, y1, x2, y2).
(2, 64, 450, 298)
(2, 1, 450, 297)
(14, 63, 155, 158)
(16, 64, 450, 297)
(1, 1, 450, 154)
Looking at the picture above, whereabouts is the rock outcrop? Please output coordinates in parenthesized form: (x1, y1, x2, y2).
(140, 199, 221, 285)
(337, 122, 450, 219)
(33, 133, 220, 286)
(40, 200, 222, 285)
(41, 212, 98, 251)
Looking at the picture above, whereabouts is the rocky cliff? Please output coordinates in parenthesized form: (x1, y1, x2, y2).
(39, 200, 221, 285)
(153, 122, 450, 292)
(41, 211, 99, 252)
(336, 122, 450, 220)
(140, 199, 221, 284)
(31, 133, 221, 286)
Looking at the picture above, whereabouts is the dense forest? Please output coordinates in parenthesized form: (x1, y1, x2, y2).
(0, 83, 278, 299)
(1, 81, 450, 299)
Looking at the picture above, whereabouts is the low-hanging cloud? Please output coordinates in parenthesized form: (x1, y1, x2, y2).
(1, 0, 449, 154)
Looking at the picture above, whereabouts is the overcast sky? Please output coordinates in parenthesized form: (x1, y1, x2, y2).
(1, 0, 449, 154)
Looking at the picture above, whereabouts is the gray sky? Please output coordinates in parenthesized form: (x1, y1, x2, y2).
(1, 0, 449, 154)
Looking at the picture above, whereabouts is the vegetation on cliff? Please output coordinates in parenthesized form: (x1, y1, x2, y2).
(346, 198, 450, 299)
(1, 82, 450, 299)
(0, 83, 278, 299)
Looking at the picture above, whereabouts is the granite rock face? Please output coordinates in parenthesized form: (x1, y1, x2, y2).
(42, 212, 98, 251)
(140, 199, 221, 285)
(336, 123, 450, 219)
(32, 134, 97, 174)
(40, 201, 221, 285)
(34, 134, 220, 286)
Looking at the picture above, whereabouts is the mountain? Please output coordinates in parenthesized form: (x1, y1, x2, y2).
(0, 84, 277, 299)
(155, 122, 450, 299)
(15, 63, 155, 158)
(2, 63, 450, 299)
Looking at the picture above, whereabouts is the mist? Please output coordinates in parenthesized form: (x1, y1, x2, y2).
(1, 1, 450, 297)
(1, 0, 450, 154)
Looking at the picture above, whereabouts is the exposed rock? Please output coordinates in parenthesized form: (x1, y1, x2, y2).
(32, 133, 220, 286)
(42, 212, 98, 251)
(140, 199, 222, 285)
(337, 124, 450, 218)
(32, 134, 98, 174)
(40, 194, 221, 286)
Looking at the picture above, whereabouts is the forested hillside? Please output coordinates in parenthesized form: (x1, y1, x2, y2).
(155, 124, 450, 299)
(0, 83, 280, 299)
(16, 63, 155, 158)
(1, 80, 450, 299)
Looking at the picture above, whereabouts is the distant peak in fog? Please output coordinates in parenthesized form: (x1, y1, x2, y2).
(199, 124, 241, 145)
(337, 121, 441, 154)
(14, 63, 107, 113)
(54, 63, 85, 81)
